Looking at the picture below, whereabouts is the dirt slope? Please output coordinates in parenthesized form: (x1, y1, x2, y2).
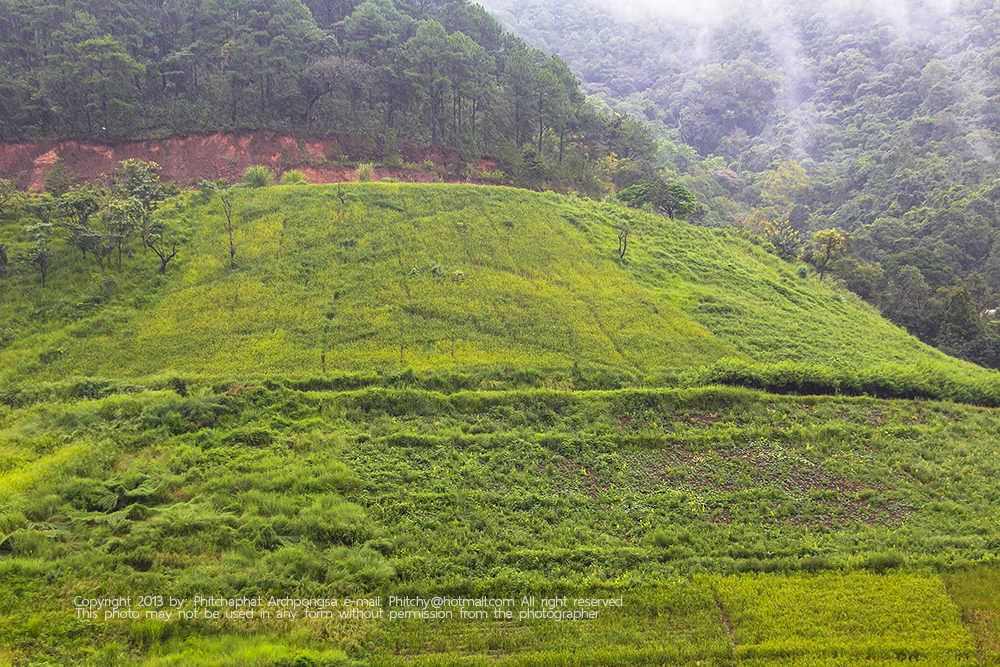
(0, 132, 492, 190)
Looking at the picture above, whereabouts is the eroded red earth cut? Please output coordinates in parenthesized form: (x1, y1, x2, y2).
(0, 132, 500, 191)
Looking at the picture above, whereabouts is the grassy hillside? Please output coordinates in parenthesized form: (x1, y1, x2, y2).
(2, 383, 1000, 665)
(5, 183, 1000, 666)
(1, 183, 997, 403)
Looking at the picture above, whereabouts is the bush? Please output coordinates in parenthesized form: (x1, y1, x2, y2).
(355, 163, 375, 182)
(281, 170, 306, 185)
(243, 165, 274, 188)
(478, 170, 506, 184)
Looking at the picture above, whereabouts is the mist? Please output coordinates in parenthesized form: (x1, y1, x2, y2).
(579, 0, 960, 33)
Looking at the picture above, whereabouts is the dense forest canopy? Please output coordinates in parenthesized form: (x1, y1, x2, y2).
(0, 0, 664, 189)
(481, 0, 1000, 369)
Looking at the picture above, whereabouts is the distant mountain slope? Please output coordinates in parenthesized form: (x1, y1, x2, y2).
(1, 183, 993, 399)
(480, 0, 1000, 373)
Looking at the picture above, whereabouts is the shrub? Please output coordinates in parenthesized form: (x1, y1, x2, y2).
(479, 170, 506, 184)
(243, 165, 274, 188)
(281, 170, 306, 185)
(356, 163, 375, 182)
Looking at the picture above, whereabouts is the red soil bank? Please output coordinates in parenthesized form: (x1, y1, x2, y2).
(0, 131, 499, 191)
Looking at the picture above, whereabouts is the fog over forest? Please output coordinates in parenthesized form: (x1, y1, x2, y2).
(482, 0, 1000, 369)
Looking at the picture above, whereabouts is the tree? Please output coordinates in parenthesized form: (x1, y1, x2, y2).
(936, 287, 983, 353)
(760, 160, 809, 215)
(405, 20, 450, 145)
(885, 264, 931, 325)
(343, 0, 408, 64)
(73, 226, 116, 275)
(964, 273, 997, 316)
(149, 220, 179, 274)
(605, 113, 657, 162)
(533, 55, 567, 157)
(616, 183, 650, 209)
(221, 189, 236, 269)
(57, 182, 106, 270)
(76, 34, 145, 134)
(761, 219, 803, 261)
(27, 194, 59, 225)
(94, 197, 143, 271)
(60, 184, 102, 257)
(299, 57, 373, 127)
(111, 159, 165, 250)
(503, 43, 542, 147)
(0, 179, 20, 215)
(810, 228, 852, 281)
(614, 220, 630, 259)
(44, 158, 74, 196)
(616, 180, 697, 220)
(22, 224, 53, 287)
(446, 30, 493, 148)
(651, 182, 697, 220)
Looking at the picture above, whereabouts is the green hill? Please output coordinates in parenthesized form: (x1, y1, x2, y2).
(2, 183, 996, 402)
(5, 183, 1000, 666)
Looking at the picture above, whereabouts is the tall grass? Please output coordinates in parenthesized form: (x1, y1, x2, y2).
(243, 165, 274, 187)
(356, 162, 375, 182)
(3, 384, 1000, 663)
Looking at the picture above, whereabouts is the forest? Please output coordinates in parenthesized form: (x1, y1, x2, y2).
(0, 0, 663, 192)
(483, 0, 1000, 370)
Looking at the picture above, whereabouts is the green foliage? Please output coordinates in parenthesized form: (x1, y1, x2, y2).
(243, 166, 275, 188)
(281, 171, 307, 185)
(487, 0, 1000, 363)
(19, 223, 53, 287)
(355, 163, 375, 183)
(616, 180, 697, 220)
(44, 159, 75, 197)
(0, 179, 19, 215)
(3, 184, 1000, 665)
(809, 229, 853, 282)
(616, 183, 651, 208)
(478, 170, 506, 184)
(762, 220, 803, 261)
(652, 182, 697, 220)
